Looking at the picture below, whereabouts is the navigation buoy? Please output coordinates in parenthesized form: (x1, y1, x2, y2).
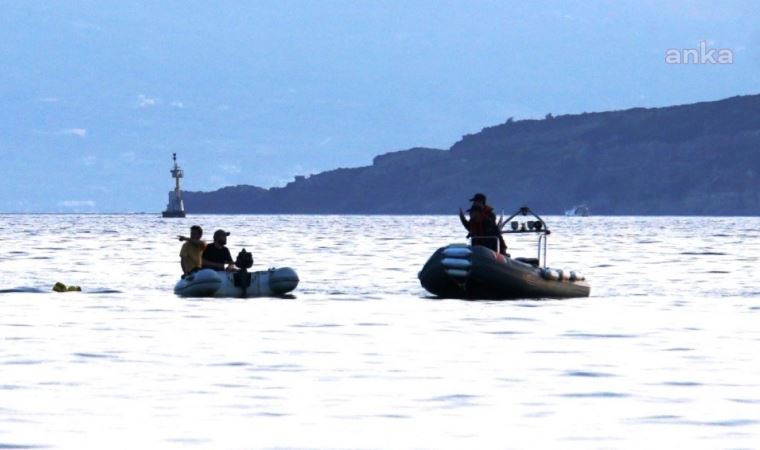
(162, 152, 186, 218)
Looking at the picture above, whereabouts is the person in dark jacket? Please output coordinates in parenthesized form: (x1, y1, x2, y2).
(202, 229, 238, 272)
(468, 192, 496, 220)
(459, 194, 508, 255)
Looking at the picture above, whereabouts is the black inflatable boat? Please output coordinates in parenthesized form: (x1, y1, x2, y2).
(418, 207, 590, 300)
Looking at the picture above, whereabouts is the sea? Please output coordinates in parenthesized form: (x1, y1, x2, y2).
(0, 214, 758, 449)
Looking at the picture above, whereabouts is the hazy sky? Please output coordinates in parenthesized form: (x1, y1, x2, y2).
(1, 0, 758, 212)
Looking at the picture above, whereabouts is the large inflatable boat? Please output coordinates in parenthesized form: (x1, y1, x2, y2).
(174, 267, 299, 298)
(419, 206, 590, 300)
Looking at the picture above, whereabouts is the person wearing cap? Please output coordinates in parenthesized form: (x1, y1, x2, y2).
(462, 192, 495, 220)
(459, 192, 494, 228)
(459, 193, 508, 255)
(178, 225, 206, 275)
(202, 229, 238, 272)
(470, 192, 488, 207)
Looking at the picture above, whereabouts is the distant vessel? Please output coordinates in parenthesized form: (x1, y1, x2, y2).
(565, 204, 590, 217)
(162, 153, 186, 218)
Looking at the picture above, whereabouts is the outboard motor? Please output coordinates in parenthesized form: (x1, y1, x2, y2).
(233, 249, 254, 298)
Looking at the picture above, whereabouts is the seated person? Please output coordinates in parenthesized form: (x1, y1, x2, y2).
(202, 229, 238, 272)
(178, 225, 206, 275)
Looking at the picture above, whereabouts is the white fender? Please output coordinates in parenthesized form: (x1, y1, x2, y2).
(443, 247, 472, 258)
(441, 258, 472, 269)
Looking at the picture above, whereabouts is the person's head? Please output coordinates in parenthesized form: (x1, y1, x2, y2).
(190, 225, 203, 240)
(469, 193, 487, 206)
(213, 229, 230, 245)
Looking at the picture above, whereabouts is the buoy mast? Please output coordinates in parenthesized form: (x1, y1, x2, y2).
(171, 152, 183, 193)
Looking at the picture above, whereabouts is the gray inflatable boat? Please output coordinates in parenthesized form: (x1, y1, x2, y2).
(174, 267, 299, 298)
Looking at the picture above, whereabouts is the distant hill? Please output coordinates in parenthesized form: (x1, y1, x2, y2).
(185, 94, 760, 215)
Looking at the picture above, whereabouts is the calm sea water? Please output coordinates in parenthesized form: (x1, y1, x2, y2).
(1, 214, 759, 449)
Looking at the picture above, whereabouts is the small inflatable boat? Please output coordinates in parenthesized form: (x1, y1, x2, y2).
(174, 267, 299, 298)
(418, 206, 590, 300)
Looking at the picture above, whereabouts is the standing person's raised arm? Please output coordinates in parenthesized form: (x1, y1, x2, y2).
(459, 208, 470, 230)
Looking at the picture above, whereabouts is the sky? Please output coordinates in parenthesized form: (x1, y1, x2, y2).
(1, 0, 758, 212)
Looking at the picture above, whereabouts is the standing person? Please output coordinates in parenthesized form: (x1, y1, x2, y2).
(202, 229, 238, 272)
(178, 225, 206, 276)
(459, 193, 508, 255)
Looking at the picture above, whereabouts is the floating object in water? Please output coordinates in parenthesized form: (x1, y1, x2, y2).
(52, 282, 82, 293)
(174, 268, 299, 298)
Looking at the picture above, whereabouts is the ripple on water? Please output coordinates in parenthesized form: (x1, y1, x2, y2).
(563, 332, 638, 339)
(72, 352, 117, 359)
(563, 370, 616, 378)
(0, 444, 48, 449)
(3, 360, 44, 365)
(530, 350, 584, 354)
(292, 322, 342, 328)
(0, 287, 45, 294)
(632, 416, 758, 427)
(88, 288, 123, 294)
(247, 412, 290, 418)
(630, 415, 682, 424)
(729, 398, 760, 404)
(679, 251, 728, 256)
(659, 381, 703, 387)
(425, 394, 480, 408)
(373, 413, 411, 419)
(560, 392, 630, 398)
(248, 364, 304, 373)
(164, 438, 212, 445)
(209, 361, 250, 367)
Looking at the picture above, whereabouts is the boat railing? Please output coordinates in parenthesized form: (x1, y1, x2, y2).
(503, 206, 549, 268)
(537, 233, 548, 269)
(465, 206, 554, 268)
(468, 233, 548, 268)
